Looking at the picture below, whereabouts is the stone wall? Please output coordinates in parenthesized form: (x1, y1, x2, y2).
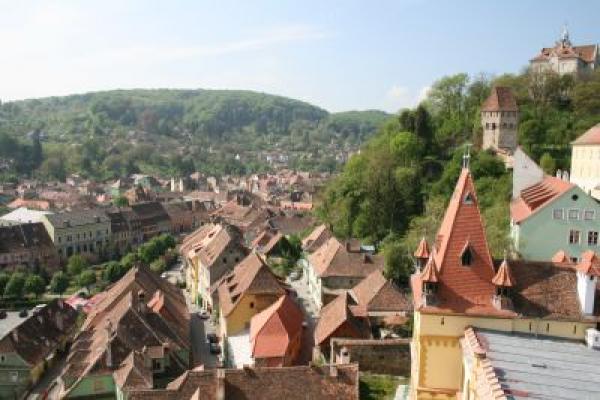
(330, 338, 411, 376)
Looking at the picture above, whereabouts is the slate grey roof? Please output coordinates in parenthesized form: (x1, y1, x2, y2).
(45, 210, 109, 228)
(475, 329, 600, 400)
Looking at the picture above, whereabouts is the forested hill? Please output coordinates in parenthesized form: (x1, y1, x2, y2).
(0, 89, 391, 179)
(0, 89, 389, 144)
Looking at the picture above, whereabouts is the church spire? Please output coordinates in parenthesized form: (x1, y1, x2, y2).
(560, 23, 571, 47)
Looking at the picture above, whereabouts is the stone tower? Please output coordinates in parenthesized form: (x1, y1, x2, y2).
(481, 86, 519, 153)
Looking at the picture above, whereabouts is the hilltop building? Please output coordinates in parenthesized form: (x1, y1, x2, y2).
(530, 27, 599, 75)
(410, 165, 600, 399)
(481, 86, 518, 154)
(569, 123, 600, 198)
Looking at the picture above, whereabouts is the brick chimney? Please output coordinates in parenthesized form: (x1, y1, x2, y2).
(137, 290, 147, 314)
(216, 368, 225, 400)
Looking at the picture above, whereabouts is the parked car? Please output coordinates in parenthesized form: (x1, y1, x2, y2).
(198, 310, 210, 320)
(209, 342, 221, 355)
(207, 333, 219, 344)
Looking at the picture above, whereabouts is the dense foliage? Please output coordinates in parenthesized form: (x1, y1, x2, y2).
(319, 69, 600, 283)
(0, 89, 390, 180)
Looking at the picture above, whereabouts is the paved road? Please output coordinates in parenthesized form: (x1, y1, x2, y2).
(190, 313, 218, 368)
(288, 275, 318, 365)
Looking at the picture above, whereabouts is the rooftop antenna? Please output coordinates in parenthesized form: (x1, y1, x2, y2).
(463, 143, 472, 169)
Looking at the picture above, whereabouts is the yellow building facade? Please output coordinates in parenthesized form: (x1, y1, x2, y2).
(410, 167, 600, 399)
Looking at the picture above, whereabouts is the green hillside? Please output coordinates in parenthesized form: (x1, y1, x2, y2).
(0, 89, 391, 179)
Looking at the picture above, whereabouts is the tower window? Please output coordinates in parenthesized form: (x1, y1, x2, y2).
(463, 192, 474, 205)
(461, 245, 473, 266)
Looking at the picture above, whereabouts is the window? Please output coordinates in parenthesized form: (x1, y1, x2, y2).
(584, 210, 595, 220)
(569, 230, 581, 244)
(152, 359, 162, 371)
(463, 192, 474, 205)
(249, 302, 255, 309)
(552, 209, 564, 220)
(568, 209, 580, 220)
(461, 246, 473, 266)
(570, 257, 579, 263)
(9, 371, 18, 383)
(588, 231, 598, 245)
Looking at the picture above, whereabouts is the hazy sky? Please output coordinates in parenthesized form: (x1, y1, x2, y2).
(1, 0, 598, 112)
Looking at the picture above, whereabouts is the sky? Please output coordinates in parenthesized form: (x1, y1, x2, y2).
(1, 0, 599, 113)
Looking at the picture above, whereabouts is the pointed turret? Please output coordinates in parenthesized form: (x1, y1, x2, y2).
(420, 255, 439, 306)
(492, 258, 515, 287)
(414, 237, 430, 271)
(429, 167, 497, 312)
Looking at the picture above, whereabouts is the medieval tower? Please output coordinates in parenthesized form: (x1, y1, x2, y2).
(481, 86, 519, 153)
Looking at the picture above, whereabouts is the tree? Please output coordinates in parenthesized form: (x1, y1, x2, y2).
(4, 273, 26, 298)
(0, 273, 9, 296)
(24, 275, 46, 298)
(150, 258, 167, 274)
(67, 254, 89, 276)
(50, 272, 70, 297)
(382, 242, 413, 285)
(102, 262, 125, 283)
(77, 270, 97, 293)
(31, 130, 43, 172)
(121, 252, 138, 270)
(540, 153, 557, 175)
(113, 196, 129, 207)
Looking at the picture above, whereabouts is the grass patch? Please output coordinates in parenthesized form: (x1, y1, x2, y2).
(359, 373, 406, 400)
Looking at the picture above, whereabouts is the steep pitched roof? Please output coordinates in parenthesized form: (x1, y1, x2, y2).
(0, 300, 78, 366)
(250, 294, 304, 359)
(125, 364, 360, 400)
(61, 265, 190, 395)
(572, 123, 600, 145)
(430, 168, 497, 311)
(301, 224, 332, 253)
(481, 86, 518, 112)
(492, 259, 515, 287)
(308, 237, 383, 278)
(420, 256, 439, 283)
(532, 43, 598, 63)
(350, 270, 412, 313)
(314, 292, 371, 346)
(414, 237, 430, 259)
(251, 229, 285, 255)
(510, 176, 574, 224)
(181, 224, 246, 270)
(217, 253, 288, 317)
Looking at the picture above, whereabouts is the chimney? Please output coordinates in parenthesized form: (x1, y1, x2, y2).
(577, 270, 598, 315)
(12, 330, 18, 343)
(216, 368, 225, 400)
(137, 290, 147, 314)
(105, 321, 115, 369)
(329, 364, 338, 378)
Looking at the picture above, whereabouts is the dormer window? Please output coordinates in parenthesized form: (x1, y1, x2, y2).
(461, 245, 473, 266)
(463, 192, 474, 205)
(495, 286, 509, 297)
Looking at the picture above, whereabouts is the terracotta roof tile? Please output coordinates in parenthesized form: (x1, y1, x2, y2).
(492, 259, 515, 287)
(250, 294, 304, 359)
(572, 123, 600, 145)
(301, 224, 332, 253)
(308, 237, 383, 278)
(350, 270, 412, 313)
(510, 176, 574, 224)
(420, 256, 439, 283)
(576, 250, 600, 277)
(414, 237, 430, 259)
(314, 292, 371, 346)
(481, 87, 518, 112)
(217, 253, 287, 317)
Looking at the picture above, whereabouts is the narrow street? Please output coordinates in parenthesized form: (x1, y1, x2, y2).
(288, 273, 318, 365)
(190, 313, 217, 368)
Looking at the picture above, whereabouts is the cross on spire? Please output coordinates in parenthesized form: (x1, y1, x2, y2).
(463, 143, 472, 169)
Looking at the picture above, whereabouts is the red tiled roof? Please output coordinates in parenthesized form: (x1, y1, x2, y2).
(532, 44, 597, 64)
(481, 87, 518, 112)
(314, 292, 371, 346)
(350, 270, 412, 313)
(420, 257, 439, 283)
(576, 250, 600, 277)
(510, 176, 574, 224)
(308, 237, 383, 278)
(413, 168, 502, 315)
(572, 123, 600, 145)
(492, 259, 515, 287)
(414, 237, 430, 259)
(250, 294, 304, 359)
